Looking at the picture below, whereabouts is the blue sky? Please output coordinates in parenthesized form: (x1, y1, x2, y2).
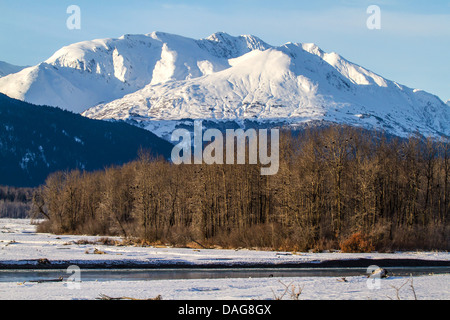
(0, 0, 449, 101)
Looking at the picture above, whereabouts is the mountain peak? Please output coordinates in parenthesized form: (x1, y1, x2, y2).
(198, 32, 271, 59)
(300, 43, 324, 56)
(205, 32, 265, 43)
(206, 31, 234, 41)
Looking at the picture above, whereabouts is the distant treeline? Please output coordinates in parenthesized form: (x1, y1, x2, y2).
(0, 186, 33, 218)
(32, 126, 450, 251)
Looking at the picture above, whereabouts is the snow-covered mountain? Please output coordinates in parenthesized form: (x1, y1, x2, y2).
(82, 33, 449, 139)
(0, 32, 269, 113)
(1, 32, 448, 138)
(0, 61, 27, 78)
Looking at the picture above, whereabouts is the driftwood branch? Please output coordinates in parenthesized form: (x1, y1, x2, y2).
(272, 280, 304, 300)
(388, 276, 418, 300)
(190, 238, 208, 249)
(24, 276, 64, 284)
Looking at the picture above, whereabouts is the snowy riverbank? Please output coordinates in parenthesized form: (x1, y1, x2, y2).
(0, 219, 449, 300)
(1, 273, 449, 300)
(1, 219, 448, 269)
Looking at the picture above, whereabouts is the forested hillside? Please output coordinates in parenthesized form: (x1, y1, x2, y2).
(0, 93, 173, 187)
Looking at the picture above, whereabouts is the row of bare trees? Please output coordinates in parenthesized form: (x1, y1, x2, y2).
(0, 186, 33, 218)
(33, 126, 450, 251)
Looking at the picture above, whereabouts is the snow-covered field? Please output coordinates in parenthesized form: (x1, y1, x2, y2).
(1, 273, 449, 300)
(0, 219, 449, 300)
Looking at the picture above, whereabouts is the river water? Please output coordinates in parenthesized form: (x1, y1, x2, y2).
(1, 267, 449, 283)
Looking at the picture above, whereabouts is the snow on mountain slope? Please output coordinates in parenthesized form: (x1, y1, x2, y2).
(1, 31, 448, 138)
(0, 61, 27, 78)
(83, 39, 450, 139)
(0, 32, 269, 113)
